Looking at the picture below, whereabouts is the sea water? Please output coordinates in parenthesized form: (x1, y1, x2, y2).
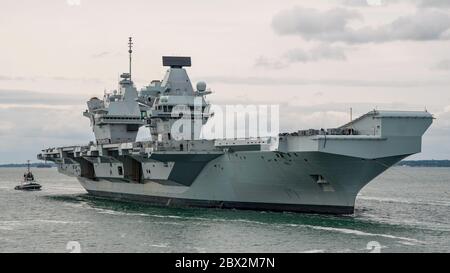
(0, 167, 449, 253)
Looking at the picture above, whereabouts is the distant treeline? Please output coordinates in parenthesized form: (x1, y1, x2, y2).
(397, 160, 450, 167)
(0, 163, 56, 168)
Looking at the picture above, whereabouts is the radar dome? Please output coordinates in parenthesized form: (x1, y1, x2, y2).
(196, 81, 207, 92)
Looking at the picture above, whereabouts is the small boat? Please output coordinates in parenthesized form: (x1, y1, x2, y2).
(15, 161, 42, 191)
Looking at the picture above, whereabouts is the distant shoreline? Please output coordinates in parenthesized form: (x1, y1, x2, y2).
(1, 160, 449, 168)
(0, 163, 56, 168)
(396, 160, 450, 168)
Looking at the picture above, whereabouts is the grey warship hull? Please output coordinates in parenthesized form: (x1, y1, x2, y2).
(37, 48, 433, 214)
(74, 152, 406, 214)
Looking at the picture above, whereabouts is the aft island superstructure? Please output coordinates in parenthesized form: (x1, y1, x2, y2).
(38, 38, 433, 214)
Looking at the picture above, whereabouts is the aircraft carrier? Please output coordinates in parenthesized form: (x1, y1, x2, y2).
(37, 38, 434, 214)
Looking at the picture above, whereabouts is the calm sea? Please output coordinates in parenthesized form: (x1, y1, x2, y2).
(0, 167, 449, 253)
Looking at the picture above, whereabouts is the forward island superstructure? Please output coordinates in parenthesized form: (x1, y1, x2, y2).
(38, 38, 433, 214)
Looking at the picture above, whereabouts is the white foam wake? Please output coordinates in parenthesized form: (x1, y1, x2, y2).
(286, 224, 424, 244)
(358, 195, 450, 207)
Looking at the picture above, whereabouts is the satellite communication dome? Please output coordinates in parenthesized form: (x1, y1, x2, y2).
(196, 81, 207, 92)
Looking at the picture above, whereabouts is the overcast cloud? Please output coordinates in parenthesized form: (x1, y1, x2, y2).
(417, 0, 450, 8)
(284, 44, 348, 63)
(0, 0, 449, 162)
(272, 7, 450, 43)
(434, 59, 450, 70)
(343, 0, 450, 8)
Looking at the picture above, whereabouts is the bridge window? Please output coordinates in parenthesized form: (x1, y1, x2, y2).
(118, 166, 123, 176)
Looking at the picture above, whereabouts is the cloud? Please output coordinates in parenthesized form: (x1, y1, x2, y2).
(272, 7, 361, 40)
(255, 44, 349, 69)
(0, 75, 104, 85)
(91, 51, 111, 58)
(436, 105, 450, 126)
(0, 90, 87, 138)
(272, 7, 450, 43)
(49, 76, 104, 84)
(0, 104, 79, 110)
(341, 0, 375, 7)
(433, 59, 450, 70)
(417, 0, 450, 8)
(284, 44, 348, 63)
(0, 103, 92, 162)
(0, 89, 84, 105)
(254, 56, 289, 69)
(0, 121, 14, 136)
(0, 75, 36, 81)
(203, 76, 450, 88)
(341, 0, 407, 7)
(342, 0, 450, 8)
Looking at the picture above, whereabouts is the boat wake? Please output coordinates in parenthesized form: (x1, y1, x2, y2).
(358, 195, 450, 207)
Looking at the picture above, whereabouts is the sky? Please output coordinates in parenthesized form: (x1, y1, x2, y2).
(1, 0, 450, 163)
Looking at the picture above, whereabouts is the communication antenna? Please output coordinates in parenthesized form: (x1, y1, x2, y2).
(128, 37, 133, 81)
(350, 107, 353, 135)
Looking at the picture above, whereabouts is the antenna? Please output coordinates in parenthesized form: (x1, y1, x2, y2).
(350, 107, 353, 123)
(128, 37, 133, 81)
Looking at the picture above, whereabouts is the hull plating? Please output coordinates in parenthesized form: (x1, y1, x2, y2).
(71, 151, 406, 214)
